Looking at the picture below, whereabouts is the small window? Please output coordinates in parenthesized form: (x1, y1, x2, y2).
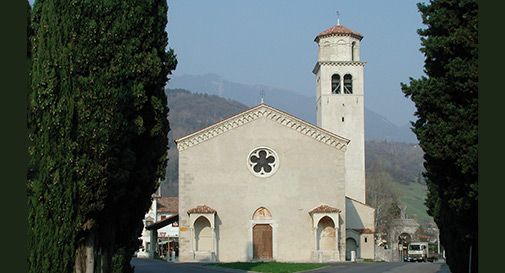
(344, 74, 353, 94)
(342, 117, 344, 122)
(331, 74, 341, 94)
(351, 42, 356, 61)
(365, 237, 368, 243)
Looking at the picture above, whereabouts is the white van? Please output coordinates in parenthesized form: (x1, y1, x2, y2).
(405, 242, 429, 262)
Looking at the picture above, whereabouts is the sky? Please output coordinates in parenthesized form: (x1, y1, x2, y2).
(166, 0, 427, 126)
(28, 0, 427, 126)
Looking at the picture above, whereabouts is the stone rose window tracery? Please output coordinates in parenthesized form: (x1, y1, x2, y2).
(248, 147, 279, 177)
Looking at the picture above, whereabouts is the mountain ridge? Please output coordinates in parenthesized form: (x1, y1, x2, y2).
(169, 73, 417, 143)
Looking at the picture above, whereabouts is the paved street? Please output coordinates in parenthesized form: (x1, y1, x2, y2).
(131, 258, 451, 273)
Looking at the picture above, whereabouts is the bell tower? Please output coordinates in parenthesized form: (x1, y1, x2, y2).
(313, 22, 366, 203)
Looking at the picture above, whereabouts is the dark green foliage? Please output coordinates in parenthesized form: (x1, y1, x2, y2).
(28, 1, 176, 272)
(112, 248, 134, 273)
(401, 1, 477, 272)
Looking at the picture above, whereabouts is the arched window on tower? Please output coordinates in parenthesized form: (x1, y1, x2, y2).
(331, 74, 341, 94)
(344, 74, 353, 94)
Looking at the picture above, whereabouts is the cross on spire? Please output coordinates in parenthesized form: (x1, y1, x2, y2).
(260, 90, 265, 104)
(336, 11, 340, 25)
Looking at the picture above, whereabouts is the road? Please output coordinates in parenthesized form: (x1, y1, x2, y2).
(131, 258, 451, 273)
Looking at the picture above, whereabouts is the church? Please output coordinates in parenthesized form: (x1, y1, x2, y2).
(175, 22, 375, 263)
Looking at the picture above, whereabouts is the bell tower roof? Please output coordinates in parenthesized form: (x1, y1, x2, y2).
(315, 24, 363, 42)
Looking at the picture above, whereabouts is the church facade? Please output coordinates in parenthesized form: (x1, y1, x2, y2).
(176, 22, 375, 262)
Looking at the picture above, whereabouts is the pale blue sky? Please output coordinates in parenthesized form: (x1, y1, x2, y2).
(166, 0, 427, 126)
(29, 0, 427, 126)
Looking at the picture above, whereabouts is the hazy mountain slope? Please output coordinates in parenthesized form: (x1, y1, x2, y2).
(163, 88, 248, 196)
(170, 73, 314, 124)
(169, 73, 417, 143)
(365, 140, 424, 185)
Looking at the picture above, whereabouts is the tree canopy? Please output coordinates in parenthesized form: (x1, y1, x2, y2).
(401, 1, 477, 272)
(28, 1, 177, 272)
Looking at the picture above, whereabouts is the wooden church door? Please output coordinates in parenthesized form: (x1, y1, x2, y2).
(253, 224, 273, 260)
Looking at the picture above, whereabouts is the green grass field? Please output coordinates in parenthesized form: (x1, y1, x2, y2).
(215, 262, 327, 273)
(393, 182, 434, 224)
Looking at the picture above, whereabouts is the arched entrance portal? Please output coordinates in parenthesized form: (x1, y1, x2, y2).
(346, 238, 358, 260)
(398, 232, 412, 261)
(252, 207, 273, 260)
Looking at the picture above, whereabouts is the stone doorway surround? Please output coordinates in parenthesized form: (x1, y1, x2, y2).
(248, 207, 277, 261)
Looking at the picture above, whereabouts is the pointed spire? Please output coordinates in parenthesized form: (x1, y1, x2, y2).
(336, 10, 340, 25)
(260, 90, 265, 104)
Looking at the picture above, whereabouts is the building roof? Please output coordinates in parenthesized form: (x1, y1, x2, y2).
(187, 205, 217, 214)
(175, 104, 350, 152)
(156, 196, 178, 213)
(146, 214, 179, 231)
(353, 228, 375, 234)
(309, 204, 341, 214)
(346, 196, 376, 210)
(315, 24, 363, 42)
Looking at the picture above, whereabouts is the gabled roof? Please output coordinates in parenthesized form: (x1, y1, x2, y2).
(353, 228, 375, 234)
(175, 104, 349, 152)
(187, 205, 216, 214)
(156, 197, 178, 213)
(315, 24, 363, 42)
(146, 214, 179, 230)
(345, 196, 376, 210)
(309, 204, 341, 214)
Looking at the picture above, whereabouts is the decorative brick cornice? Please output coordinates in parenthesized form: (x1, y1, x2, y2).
(319, 61, 366, 66)
(175, 104, 349, 152)
(187, 205, 216, 214)
(309, 204, 341, 214)
(312, 61, 365, 74)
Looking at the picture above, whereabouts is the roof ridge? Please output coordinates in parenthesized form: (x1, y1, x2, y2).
(175, 104, 349, 152)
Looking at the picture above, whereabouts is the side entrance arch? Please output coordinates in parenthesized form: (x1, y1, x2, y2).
(346, 238, 358, 261)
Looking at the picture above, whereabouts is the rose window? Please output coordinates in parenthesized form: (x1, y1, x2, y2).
(248, 147, 278, 177)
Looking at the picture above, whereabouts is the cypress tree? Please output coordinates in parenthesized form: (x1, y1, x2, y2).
(401, 1, 477, 272)
(28, 1, 177, 272)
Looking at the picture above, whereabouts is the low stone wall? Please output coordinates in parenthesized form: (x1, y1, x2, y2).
(374, 245, 393, 262)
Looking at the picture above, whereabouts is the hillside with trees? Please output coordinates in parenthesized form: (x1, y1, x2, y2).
(162, 88, 431, 225)
(163, 89, 248, 195)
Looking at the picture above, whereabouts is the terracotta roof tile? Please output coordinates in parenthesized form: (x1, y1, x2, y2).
(316, 24, 363, 41)
(187, 205, 216, 214)
(309, 204, 341, 214)
(156, 197, 178, 213)
(353, 228, 375, 234)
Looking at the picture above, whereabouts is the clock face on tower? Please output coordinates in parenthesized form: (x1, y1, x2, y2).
(247, 147, 279, 178)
